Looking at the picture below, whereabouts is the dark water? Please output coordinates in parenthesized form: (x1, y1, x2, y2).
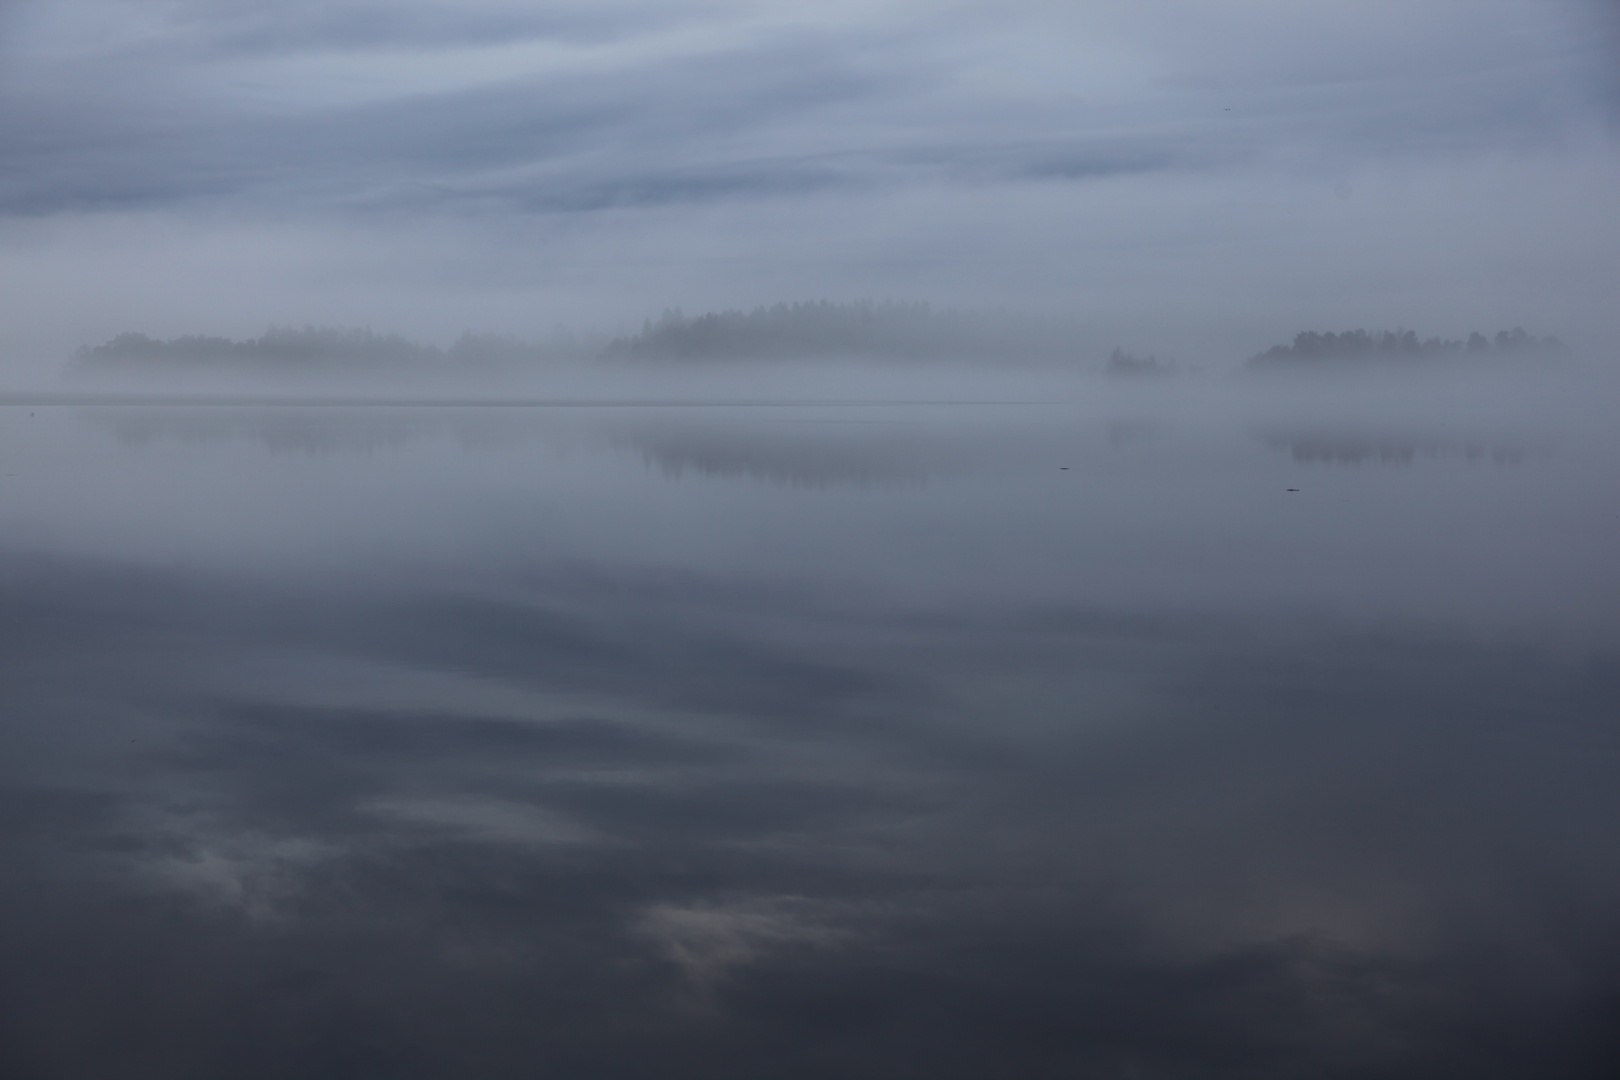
(2, 372, 1617, 1078)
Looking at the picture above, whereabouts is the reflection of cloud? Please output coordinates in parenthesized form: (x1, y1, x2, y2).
(1106, 418, 1156, 448)
(636, 896, 849, 987)
(127, 812, 339, 922)
(361, 797, 603, 846)
(3, 513, 1618, 1074)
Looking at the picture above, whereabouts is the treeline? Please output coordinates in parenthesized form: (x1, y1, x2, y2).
(1246, 327, 1564, 371)
(74, 312, 1570, 375)
(75, 325, 594, 369)
(75, 302, 1082, 369)
(1104, 349, 1179, 379)
(601, 301, 1076, 362)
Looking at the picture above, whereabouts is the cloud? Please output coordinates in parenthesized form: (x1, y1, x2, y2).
(0, 0, 1608, 222)
(167, 0, 684, 56)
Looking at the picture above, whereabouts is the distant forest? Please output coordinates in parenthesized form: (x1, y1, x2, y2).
(1104, 349, 1179, 379)
(1246, 328, 1564, 371)
(75, 325, 594, 369)
(600, 301, 1076, 363)
(75, 302, 1082, 370)
(74, 308, 1567, 374)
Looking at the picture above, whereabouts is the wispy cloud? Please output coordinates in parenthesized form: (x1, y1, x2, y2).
(1, 0, 1607, 221)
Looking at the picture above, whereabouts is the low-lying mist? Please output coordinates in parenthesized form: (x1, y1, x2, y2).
(45, 299, 1595, 410)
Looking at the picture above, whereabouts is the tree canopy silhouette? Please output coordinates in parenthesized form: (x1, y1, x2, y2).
(75, 325, 592, 369)
(600, 300, 1078, 363)
(1245, 327, 1564, 371)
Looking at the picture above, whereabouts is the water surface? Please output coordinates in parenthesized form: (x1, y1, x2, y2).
(1, 372, 1616, 1078)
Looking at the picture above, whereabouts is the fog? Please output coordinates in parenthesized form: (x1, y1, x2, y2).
(3, 2, 1619, 1078)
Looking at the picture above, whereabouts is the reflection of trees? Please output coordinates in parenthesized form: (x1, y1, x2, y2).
(1246, 327, 1564, 371)
(84, 411, 969, 486)
(622, 433, 939, 488)
(1259, 428, 1529, 465)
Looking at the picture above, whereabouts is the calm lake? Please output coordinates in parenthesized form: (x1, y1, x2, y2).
(2, 366, 1616, 1078)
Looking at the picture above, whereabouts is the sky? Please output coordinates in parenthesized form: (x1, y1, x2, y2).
(0, 0, 1617, 370)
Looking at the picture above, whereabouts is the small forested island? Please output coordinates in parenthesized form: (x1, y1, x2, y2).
(1104, 349, 1179, 378)
(1245, 327, 1564, 371)
(600, 301, 1075, 363)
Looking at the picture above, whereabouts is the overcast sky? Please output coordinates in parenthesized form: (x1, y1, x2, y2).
(1, 0, 1616, 368)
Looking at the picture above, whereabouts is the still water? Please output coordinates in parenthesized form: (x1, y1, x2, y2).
(1, 369, 1616, 1078)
